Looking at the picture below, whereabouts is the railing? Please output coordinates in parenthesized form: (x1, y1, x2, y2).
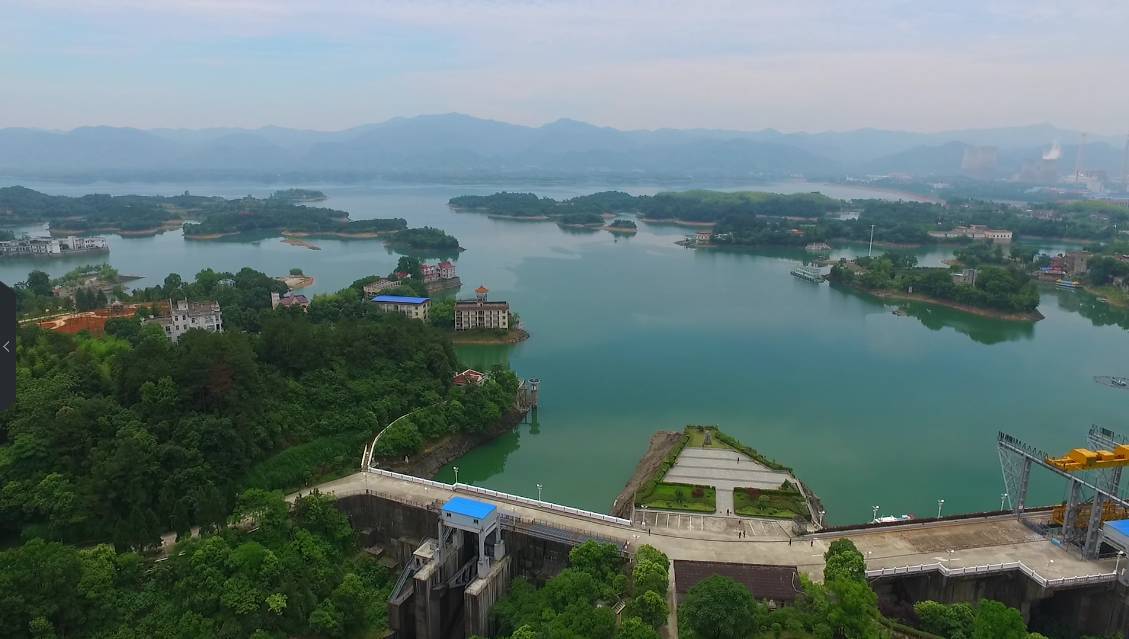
(454, 482, 632, 528)
(866, 561, 1117, 589)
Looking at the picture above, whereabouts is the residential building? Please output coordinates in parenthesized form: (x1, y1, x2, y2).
(362, 278, 398, 296)
(454, 286, 510, 331)
(952, 268, 978, 285)
(927, 225, 1013, 242)
(1064, 251, 1091, 275)
(421, 260, 459, 283)
(270, 291, 310, 311)
(371, 295, 431, 320)
(695, 231, 713, 244)
(145, 299, 223, 343)
(0, 235, 109, 257)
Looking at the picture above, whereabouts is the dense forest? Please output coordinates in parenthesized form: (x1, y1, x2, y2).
(384, 226, 462, 251)
(831, 253, 1040, 314)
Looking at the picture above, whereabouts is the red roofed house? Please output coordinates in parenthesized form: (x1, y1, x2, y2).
(271, 291, 310, 311)
(452, 369, 487, 386)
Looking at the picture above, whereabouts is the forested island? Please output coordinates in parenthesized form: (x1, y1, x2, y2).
(830, 252, 1043, 321)
(451, 189, 1129, 248)
(0, 186, 462, 248)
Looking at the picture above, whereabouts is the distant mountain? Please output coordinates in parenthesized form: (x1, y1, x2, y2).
(0, 114, 1120, 181)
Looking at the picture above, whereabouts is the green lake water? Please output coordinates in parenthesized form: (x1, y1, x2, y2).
(4, 179, 1129, 524)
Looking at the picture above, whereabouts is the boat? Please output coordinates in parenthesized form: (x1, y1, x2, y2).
(1094, 376, 1129, 391)
(1056, 279, 1083, 290)
(804, 242, 832, 254)
(872, 514, 914, 524)
(790, 264, 824, 283)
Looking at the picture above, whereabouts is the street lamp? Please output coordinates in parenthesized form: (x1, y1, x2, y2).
(819, 510, 826, 527)
(1118, 550, 1125, 575)
(872, 505, 880, 522)
(1000, 492, 1009, 511)
(537, 483, 543, 501)
(453, 466, 459, 485)
(937, 499, 945, 519)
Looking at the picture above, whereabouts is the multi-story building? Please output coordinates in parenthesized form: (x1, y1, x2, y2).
(1064, 251, 1091, 275)
(927, 225, 1013, 242)
(270, 291, 310, 311)
(371, 295, 431, 320)
(454, 286, 510, 331)
(0, 235, 109, 257)
(421, 260, 458, 283)
(145, 299, 224, 343)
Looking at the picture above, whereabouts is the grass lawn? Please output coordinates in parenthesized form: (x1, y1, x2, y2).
(639, 482, 716, 513)
(684, 426, 735, 450)
(733, 484, 809, 520)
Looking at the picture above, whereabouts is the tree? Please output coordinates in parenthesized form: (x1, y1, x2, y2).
(26, 271, 52, 297)
(632, 558, 669, 598)
(617, 616, 660, 639)
(678, 575, 759, 639)
(914, 600, 974, 638)
(823, 538, 866, 583)
(569, 541, 624, 583)
(825, 577, 881, 639)
(627, 590, 668, 628)
(972, 600, 1027, 639)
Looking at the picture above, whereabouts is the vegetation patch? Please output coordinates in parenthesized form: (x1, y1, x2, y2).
(689, 425, 792, 471)
(733, 483, 808, 519)
(637, 482, 716, 513)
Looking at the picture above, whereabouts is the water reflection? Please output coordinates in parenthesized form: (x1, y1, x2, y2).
(434, 428, 523, 484)
(898, 302, 1035, 345)
(1052, 289, 1129, 331)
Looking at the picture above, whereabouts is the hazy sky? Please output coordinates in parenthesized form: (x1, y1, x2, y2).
(3, 0, 1127, 133)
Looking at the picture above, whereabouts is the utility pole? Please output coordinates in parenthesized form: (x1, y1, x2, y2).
(868, 225, 876, 257)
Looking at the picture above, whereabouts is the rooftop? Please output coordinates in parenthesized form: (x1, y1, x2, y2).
(372, 295, 430, 304)
(442, 497, 496, 520)
(674, 560, 801, 602)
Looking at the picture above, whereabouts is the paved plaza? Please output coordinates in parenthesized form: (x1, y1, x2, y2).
(664, 446, 794, 517)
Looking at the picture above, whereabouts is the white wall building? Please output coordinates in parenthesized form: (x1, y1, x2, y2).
(145, 299, 224, 343)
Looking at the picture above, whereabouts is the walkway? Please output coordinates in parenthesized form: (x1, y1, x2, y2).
(308, 471, 1118, 585)
(664, 447, 793, 516)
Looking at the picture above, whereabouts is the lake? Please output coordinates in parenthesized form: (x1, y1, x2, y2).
(3, 179, 1127, 524)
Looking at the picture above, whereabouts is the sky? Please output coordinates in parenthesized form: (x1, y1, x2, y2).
(2, 0, 1127, 134)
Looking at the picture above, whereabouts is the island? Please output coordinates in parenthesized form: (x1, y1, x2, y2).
(605, 218, 638, 233)
(830, 252, 1043, 321)
(450, 188, 1129, 250)
(268, 188, 327, 203)
(0, 186, 463, 248)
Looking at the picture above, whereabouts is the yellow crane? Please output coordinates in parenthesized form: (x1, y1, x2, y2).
(1045, 445, 1129, 472)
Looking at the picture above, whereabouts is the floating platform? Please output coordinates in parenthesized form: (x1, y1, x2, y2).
(1094, 376, 1129, 391)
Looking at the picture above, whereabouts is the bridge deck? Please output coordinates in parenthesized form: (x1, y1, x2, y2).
(311, 471, 1116, 584)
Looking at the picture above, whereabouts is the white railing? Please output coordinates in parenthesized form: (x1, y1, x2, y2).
(356, 466, 633, 528)
(866, 561, 1117, 589)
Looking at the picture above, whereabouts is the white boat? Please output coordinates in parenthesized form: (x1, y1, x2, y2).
(790, 264, 824, 283)
(872, 514, 914, 524)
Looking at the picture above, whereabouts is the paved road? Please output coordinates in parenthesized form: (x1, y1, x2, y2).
(310, 471, 1117, 583)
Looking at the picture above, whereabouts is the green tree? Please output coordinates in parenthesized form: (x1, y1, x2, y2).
(678, 575, 759, 639)
(627, 590, 668, 628)
(914, 601, 974, 638)
(26, 270, 52, 297)
(617, 616, 660, 639)
(823, 538, 867, 583)
(972, 600, 1027, 639)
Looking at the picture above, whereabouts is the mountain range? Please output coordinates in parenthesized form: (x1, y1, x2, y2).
(1, 114, 1124, 181)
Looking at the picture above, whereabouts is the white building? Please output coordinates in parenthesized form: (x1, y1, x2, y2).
(927, 225, 1013, 242)
(362, 278, 399, 296)
(454, 286, 510, 331)
(145, 299, 224, 343)
(0, 235, 109, 257)
(371, 295, 431, 320)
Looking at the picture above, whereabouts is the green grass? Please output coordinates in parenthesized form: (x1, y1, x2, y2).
(685, 425, 736, 450)
(733, 483, 809, 519)
(638, 482, 716, 513)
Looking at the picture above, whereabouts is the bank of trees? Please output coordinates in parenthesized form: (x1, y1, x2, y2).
(832, 254, 1040, 314)
(0, 490, 393, 639)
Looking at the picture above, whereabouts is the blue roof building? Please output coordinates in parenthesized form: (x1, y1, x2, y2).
(370, 294, 431, 321)
(443, 497, 497, 521)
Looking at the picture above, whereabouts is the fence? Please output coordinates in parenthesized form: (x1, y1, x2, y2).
(866, 560, 1117, 589)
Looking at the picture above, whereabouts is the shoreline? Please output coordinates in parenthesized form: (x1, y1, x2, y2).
(50, 220, 183, 237)
(844, 284, 1044, 322)
(486, 214, 551, 221)
(639, 217, 716, 228)
(282, 230, 390, 239)
(450, 327, 530, 345)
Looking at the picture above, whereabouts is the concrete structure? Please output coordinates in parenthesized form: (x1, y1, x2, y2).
(454, 286, 509, 331)
(663, 447, 797, 520)
(928, 225, 1013, 242)
(675, 560, 801, 609)
(421, 260, 458, 284)
(363, 278, 399, 296)
(270, 291, 310, 311)
(0, 235, 108, 257)
(372, 295, 431, 321)
(952, 268, 978, 286)
(144, 299, 223, 343)
(310, 469, 1126, 638)
(695, 231, 713, 244)
(1065, 251, 1091, 275)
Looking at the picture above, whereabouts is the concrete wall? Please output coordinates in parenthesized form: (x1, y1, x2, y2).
(465, 556, 513, 637)
(872, 571, 1129, 637)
